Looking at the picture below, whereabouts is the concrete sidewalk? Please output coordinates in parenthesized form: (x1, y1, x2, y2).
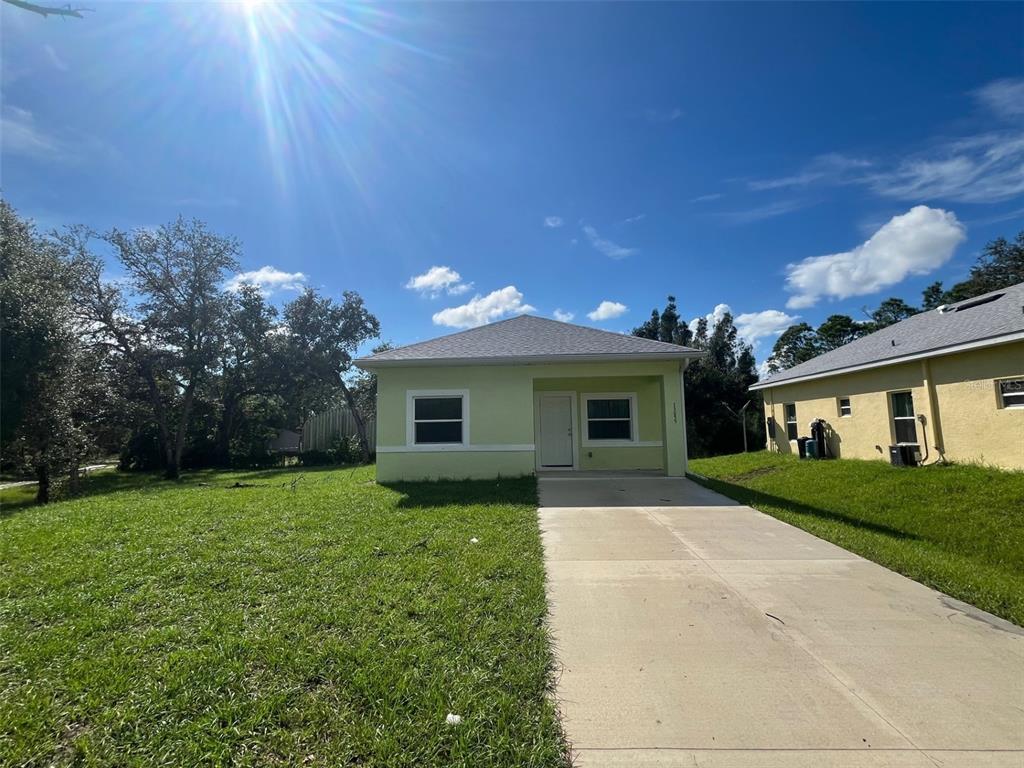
(539, 476, 1024, 767)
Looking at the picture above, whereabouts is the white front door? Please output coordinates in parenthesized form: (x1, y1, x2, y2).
(538, 394, 575, 468)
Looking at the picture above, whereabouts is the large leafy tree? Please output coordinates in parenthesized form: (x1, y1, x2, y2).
(0, 203, 94, 502)
(815, 314, 869, 349)
(74, 217, 240, 479)
(282, 288, 381, 461)
(867, 297, 919, 330)
(212, 285, 287, 466)
(765, 322, 819, 374)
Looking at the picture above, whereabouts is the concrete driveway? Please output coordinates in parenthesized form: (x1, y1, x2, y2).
(539, 475, 1024, 767)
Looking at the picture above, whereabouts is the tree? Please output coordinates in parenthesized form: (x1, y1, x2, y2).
(923, 230, 1024, 308)
(816, 314, 869, 350)
(765, 322, 819, 373)
(212, 285, 284, 466)
(632, 297, 762, 458)
(632, 296, 692, 346)
(283, 289, 380, 461)
(632, 309, 661, 340)
(0, 202, 89, 502)
(867, 297, 919, 330)
(347, 342, 393, 423)
(921, 281, 946, 311)
(75, 217, 240, 479)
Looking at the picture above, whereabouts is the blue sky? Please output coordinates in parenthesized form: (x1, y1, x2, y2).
(3, 2, 1022, 363)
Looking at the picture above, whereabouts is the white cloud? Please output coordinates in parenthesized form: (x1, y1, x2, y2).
(622, 213, 646, 224)
(543, 216, 564, 228)
(692, 193, 723, 203)
(405, 265, 472, 298)
(715, 199, 808, 225)
(734, 309, 799, 344)
(0, 104, 115, 164)
(748, 153, 872, 191)
(43, 44, 67, 72)
(688, 304, 797, 348)
(867, 132, 1024, 204)
(432, 286, 536, 328)
(974, 77, 1024, 119)
(582, 225, 637, 259)
(226, 265, 307, 296)
(784, 205, 966, 309)
(587, 300, 628, 322)
(1, 106, 61, 158)
(691, 303, 732, 331)
(553, 309, 574, 322)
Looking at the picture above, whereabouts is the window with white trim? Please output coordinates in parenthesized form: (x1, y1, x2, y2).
(784, 403, 798, 441)
(412, 395, 464, 444)
(890, 391, 918, 444)
(583, 394, 635, 443)
(998, 378, 1024, 409)
(838, 397, 852, 417)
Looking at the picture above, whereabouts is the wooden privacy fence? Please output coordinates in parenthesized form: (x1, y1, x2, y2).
(302, 407, 376, 453)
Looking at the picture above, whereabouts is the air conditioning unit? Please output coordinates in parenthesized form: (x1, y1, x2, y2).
(888, 445, 920, 467)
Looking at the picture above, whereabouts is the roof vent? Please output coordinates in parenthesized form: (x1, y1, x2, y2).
(951, 293, 1005, 312)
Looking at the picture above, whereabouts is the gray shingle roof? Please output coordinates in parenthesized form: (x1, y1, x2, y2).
(752, 282, 1024, 389)
(356, 314, 702, 367)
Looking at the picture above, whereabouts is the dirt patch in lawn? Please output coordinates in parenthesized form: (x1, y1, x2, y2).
(725, 466, 782, 482)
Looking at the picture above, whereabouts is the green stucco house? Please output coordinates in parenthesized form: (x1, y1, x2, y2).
(355, 315, 702, 482)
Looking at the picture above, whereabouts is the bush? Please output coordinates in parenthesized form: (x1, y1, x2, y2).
(300, 434, 362, 466)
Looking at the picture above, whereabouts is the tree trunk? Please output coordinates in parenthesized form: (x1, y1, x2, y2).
(69, 461, 80, 495)
(339, 380, 371, 463)
(168, 380, 197, 480)
(142, 365, 176, 478)
(215, 392, 239, 467)
(35, 463, 50, 505)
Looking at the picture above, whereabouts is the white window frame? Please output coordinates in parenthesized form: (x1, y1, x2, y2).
(838, 397, 852, 417)
(405, 389, 469, 450)
(581, 392, 638, 447)
(889, 390, 918, 445)
(784, 403, 798, 441)
(996, 378, 1024, 409)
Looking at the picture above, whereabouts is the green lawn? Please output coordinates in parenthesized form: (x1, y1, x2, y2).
(689, 452, 1024, 626)
(0, 466, 569, 767)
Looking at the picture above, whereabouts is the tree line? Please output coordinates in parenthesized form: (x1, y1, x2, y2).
(1, 201, 382, 503)
(633, 297, 763, 458)
(766, 231, 1024, 374)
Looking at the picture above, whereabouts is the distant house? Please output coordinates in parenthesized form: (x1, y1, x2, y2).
(751, 283, 1024, 470)
(354, 315, 702, 482)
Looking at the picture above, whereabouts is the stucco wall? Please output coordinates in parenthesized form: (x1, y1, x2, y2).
(929, 343, 1024, 468)
(534, 375, 665, 471)
(373, 360, 687, 481)
(761, 341, 1024, 470)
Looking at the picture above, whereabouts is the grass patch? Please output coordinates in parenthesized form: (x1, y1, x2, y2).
(690, 452, 1024, 626)
(0, 466, 568, 767)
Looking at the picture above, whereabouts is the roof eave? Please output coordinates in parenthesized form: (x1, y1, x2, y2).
(355, 350, 705, 370)
(750, 331, 1024, 391)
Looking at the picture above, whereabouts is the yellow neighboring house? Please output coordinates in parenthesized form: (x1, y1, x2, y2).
(751, 282, 1024, 470)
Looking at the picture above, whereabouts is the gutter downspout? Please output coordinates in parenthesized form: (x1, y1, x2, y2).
(679, 360, 690, 474)
(920, 358, 945, 464)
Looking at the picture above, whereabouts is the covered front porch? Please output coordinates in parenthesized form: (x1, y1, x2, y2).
(532, 372, 687, 476)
